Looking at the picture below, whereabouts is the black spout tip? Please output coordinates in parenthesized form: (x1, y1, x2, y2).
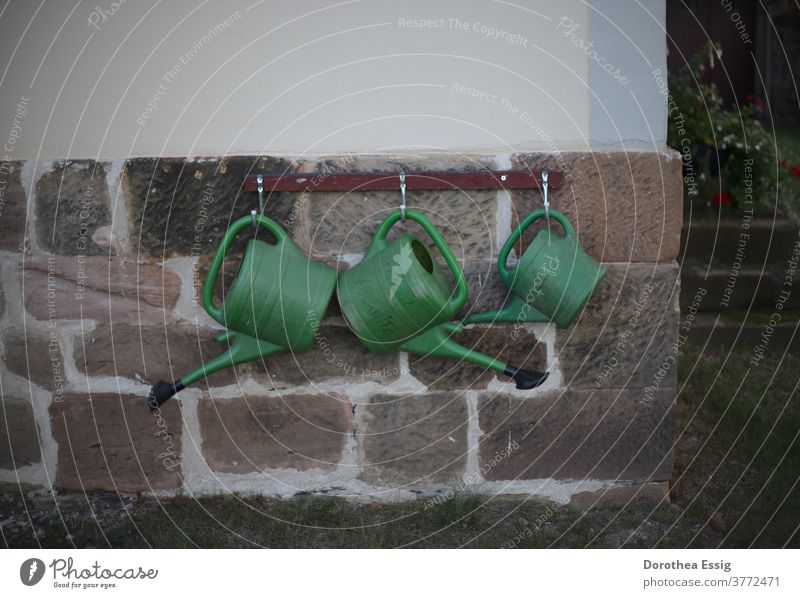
(147, 380, 184, 412)
(504, 366, 549, 390)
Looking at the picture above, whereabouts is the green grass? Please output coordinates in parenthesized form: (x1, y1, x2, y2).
(673, 340, 800, 547)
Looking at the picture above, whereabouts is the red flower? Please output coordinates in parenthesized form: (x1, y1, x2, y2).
(745, 92, 763, 109)
(791, 165, 800, 179)
(712, 192, 733, 205)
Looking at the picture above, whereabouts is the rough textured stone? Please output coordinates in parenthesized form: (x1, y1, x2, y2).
(408, 325, 546, 390)
(556, 262, 680, 389)
(0, 399, 41, 468)
(457, 259, 512, 318)
(0, 161, 28, 252)
(510, 151, 683, 262)
(298, 189, 497, 267)
(51, 393, 182, 492)
(306, 154, 497, 175)
(569, 481, 670, 509)
(295, 153, 499, 259)
(124, 156, 298, 258)
(75, 323, 237, 388)
(198, 393, 351, 473)
(247, 324, 400, 388)
(36, 161, 112, 255)
(478, 387, 675, 481)
(22, 256, 181, 324)
(3, 327, 64, 391)
(193, 255, 244, 307)
(358, 393, 467, 486)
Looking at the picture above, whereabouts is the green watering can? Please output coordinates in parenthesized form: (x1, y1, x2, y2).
(337, 209, 549, 389)
(147, 214, 337, 411)
(463, 209, 605, 327)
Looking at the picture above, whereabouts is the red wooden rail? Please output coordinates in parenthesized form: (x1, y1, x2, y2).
(243, 170, 563, 193)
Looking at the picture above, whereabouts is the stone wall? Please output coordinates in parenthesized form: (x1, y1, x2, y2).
(0, 151, 682, 506)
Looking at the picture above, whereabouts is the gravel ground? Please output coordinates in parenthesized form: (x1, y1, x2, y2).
(1, 489, 147, 548)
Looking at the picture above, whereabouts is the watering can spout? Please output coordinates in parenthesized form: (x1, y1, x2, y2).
(146, 330, 286, 412)
(146, 213, 337, 412)
(462, 295, 549, 326)
(503, 365, 549, 390)
(147, 380, 185, 412)
(400, 322, 549, 390)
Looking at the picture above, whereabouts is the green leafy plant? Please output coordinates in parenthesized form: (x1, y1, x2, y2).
(668, 42, 796, 213)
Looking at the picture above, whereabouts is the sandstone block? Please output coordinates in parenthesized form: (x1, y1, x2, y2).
(74, 323, 238, 388)
(124, 156, 298, 257)
(36, 161, 112, 255)
(51, 393, 182, 492)
(510, 152, 682, 262)
(478, 387, 674, 481)
(0, 399, 41, 468)
(198, 392, 351, 473)
(0, 161, 28, 252)
(358, 392, 467, 486)
(569, 481, 670, 509)
(556, 262, 680, 389)
(22, 256, 181, 324)
(247, 324, 400, 388)
(3, 327, 64, 391)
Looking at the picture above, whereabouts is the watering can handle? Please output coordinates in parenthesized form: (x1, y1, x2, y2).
(371, 209, 469, 315)
(498, 208, 576, 279)
(203, 214, 289, 324)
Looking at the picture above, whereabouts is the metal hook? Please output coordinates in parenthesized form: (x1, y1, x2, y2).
(541, 170, 549, 223)
(399, 172, 407, 221)
(253, 174, 264, 226)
